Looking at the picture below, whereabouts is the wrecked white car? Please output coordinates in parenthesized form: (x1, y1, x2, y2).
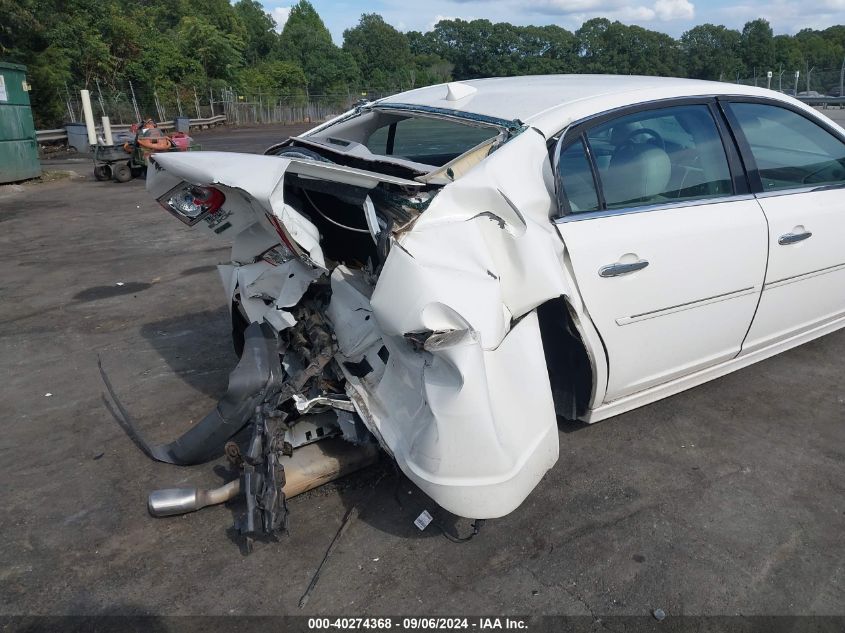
(134, 75, 845, 535)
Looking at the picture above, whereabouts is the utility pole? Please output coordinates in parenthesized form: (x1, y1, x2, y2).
(839, 55, 844, 97)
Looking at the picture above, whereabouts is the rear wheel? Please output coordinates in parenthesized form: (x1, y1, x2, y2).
(112, 162, 132, 183)
(93, 164, 112, 181)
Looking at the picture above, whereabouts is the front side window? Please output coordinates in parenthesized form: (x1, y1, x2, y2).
(725, 102, 845, 191)
(585, 105, 733, 209)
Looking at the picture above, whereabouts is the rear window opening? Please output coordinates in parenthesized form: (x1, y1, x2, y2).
(364, 116, 500, 167)
(286, 108, 505, 173)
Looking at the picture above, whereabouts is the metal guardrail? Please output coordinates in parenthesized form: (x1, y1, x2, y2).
(36, 114, 227, 143)
(797, 96, 845, 107)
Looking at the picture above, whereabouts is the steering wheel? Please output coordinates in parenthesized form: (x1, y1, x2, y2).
(619, 127, 665, 151)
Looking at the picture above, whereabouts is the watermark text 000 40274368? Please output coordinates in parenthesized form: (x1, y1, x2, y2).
(308, 617, 527, 630)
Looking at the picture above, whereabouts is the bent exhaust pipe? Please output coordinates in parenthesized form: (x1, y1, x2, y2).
(147, 438, 379, 518)
(148, 479, 241, 517)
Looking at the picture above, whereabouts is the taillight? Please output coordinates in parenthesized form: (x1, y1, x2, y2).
(158, 183, 225, 226)
(264, 212, 302, 256)
(260, 243, 294, 266)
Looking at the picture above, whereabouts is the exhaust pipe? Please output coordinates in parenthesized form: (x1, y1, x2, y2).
(148, 479, 241, 517)
(147, 438, 379, 518)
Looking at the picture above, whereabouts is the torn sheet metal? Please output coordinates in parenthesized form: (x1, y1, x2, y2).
(142, 123, 573, 524)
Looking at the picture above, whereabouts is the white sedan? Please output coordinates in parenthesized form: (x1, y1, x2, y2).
(143, 75, 845, 532)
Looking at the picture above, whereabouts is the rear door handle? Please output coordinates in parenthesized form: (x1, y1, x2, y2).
(778, 231, 812, 245)
(599, 260, 649, 277)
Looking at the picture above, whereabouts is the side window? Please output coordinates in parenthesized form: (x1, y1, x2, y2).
(558, 138, 600, 213)
(726, 102, 845, 191)
(585, 105, 733, 209)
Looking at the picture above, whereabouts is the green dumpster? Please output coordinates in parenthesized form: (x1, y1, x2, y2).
(0, 62, 41, 184)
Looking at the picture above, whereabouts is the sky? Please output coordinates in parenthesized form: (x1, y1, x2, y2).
(260, 0, 845, 42)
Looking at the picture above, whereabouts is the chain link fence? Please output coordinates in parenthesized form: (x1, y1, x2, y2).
(60, 81, 401, 128)
(734, 66, 845, 98)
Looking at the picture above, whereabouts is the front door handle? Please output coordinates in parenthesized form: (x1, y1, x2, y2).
(599, 260, 649, 278)
(778, 231, 812, 245)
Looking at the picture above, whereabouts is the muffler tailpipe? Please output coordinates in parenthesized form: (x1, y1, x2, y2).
(148, 479, 241, 517)
(148, 437, 379, 517)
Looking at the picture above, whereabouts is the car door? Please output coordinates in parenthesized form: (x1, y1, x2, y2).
(721, 100, 845, 353)
(553, 101, 769, 402)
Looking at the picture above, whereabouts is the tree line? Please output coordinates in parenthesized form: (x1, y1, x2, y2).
(2, 0, 844, 127)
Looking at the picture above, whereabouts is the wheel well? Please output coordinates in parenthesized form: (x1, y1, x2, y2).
(536, 296, 593, 421)
(231, 299, 248, 358)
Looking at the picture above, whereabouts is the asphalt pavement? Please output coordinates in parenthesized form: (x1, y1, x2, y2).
(0, 123, 842, 621)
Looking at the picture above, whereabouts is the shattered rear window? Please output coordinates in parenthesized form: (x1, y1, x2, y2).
(365, 117, 499, 167)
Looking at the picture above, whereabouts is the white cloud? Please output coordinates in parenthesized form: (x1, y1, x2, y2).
(430, 14, 461, 29)
(271, 6, 291, 32)
(654, 0, 695, 20)
(536, 0, 693, 21)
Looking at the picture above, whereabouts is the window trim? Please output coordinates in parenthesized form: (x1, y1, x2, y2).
(718, 96, 845, 196)
(555, 135, 603, 215)
(552, 96, 747, 220)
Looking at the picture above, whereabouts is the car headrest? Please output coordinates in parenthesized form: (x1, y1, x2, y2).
(605, 143, 671, 206)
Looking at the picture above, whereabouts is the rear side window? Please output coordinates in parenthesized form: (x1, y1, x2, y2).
(585, 105, 733, 209)
(558, 139, 600, 213)
(726, 102, 845, 191)
(366, 117, 498, 167)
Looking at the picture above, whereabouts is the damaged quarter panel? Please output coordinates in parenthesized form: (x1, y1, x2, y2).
(146, 124, 579, 521)
(340, 130, 573, 518)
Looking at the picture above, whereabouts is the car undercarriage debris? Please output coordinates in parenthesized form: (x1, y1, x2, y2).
(133, 103, 575, 537)
(103, 307, 378, 543)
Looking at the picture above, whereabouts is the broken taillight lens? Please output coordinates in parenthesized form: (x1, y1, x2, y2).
(158, 183, 225, 226)
(260, 243, 294, 266)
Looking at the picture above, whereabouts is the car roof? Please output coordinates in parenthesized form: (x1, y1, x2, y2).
(377, 74, 801, 136)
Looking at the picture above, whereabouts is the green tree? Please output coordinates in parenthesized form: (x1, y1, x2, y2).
(238, 60, 308, 101)
(234, 0, 278, 65)
(343, 14, 412, 91)
(577, 19, 682, 76)
(278, 1, 360, 97)
(175, 15, 245, 80)
(680, 24, 743, 80)
(741, 19, 775, 75)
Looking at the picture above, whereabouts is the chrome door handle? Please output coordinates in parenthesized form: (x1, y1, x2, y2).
(599, 260, 649, 277)
(778, 231, 812, 245)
